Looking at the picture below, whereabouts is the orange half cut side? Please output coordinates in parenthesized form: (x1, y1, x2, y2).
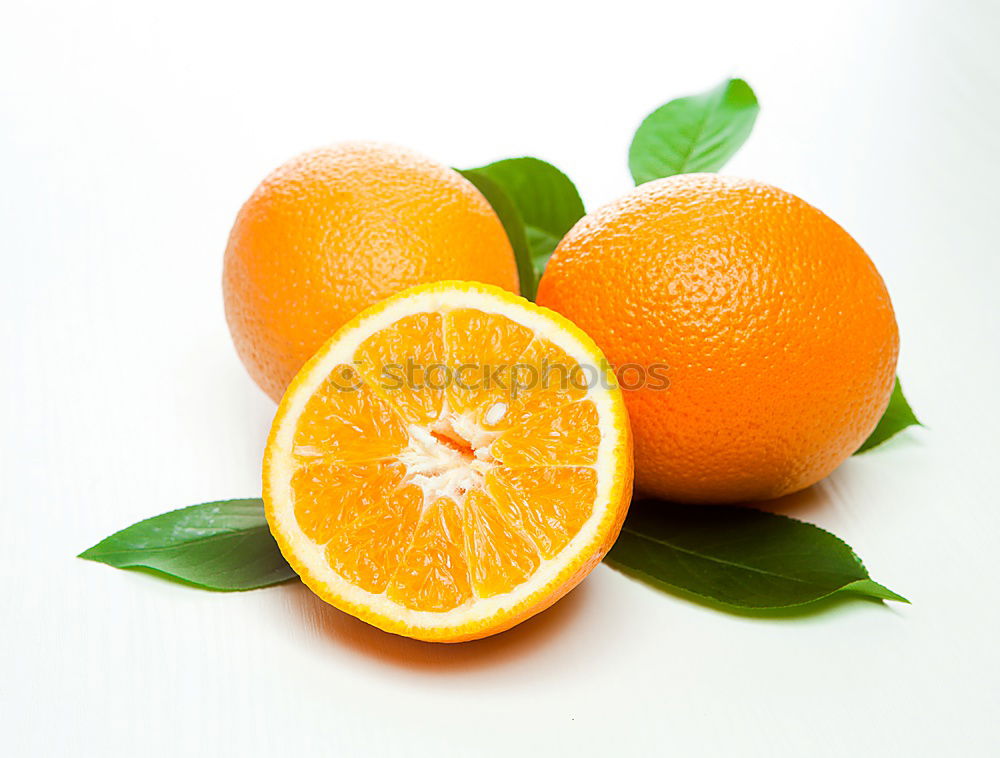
(263, 281, 633, 642)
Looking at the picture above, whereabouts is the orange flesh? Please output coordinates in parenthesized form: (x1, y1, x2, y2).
(287, 309, 601, 612)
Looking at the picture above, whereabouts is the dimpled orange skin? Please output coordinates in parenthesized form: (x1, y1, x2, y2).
(536, 174, 899, 504)
(224, 142, 520, 402)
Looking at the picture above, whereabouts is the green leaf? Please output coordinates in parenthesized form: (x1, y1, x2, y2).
(462, 157, 585, 291)
(855, 377, 922, 453)
(605, 501, 907, 610)
(628, 78, 759, 184)
(79, 499, 295, 591)
(459, 169, 537, 300)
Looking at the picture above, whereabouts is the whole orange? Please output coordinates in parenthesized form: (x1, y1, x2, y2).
(536, 174, 899, 504)
(223, 142, 520, 402)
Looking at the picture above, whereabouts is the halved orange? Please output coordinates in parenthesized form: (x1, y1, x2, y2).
(263, 281, 633, 642)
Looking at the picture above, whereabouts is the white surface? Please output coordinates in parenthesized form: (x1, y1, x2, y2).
(2, 1, 998, 755)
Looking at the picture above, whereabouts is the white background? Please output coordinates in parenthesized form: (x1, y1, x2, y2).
(3, 1, 999, 755)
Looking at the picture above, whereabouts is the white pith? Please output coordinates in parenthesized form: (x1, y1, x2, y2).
(266, 285, 625, 631)
(397, 416, 496, 506)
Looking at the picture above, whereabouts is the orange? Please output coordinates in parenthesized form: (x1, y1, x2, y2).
(536, 174, 898, 504)
(223, 142, 520, 402)
(263, 281, 633, 642)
